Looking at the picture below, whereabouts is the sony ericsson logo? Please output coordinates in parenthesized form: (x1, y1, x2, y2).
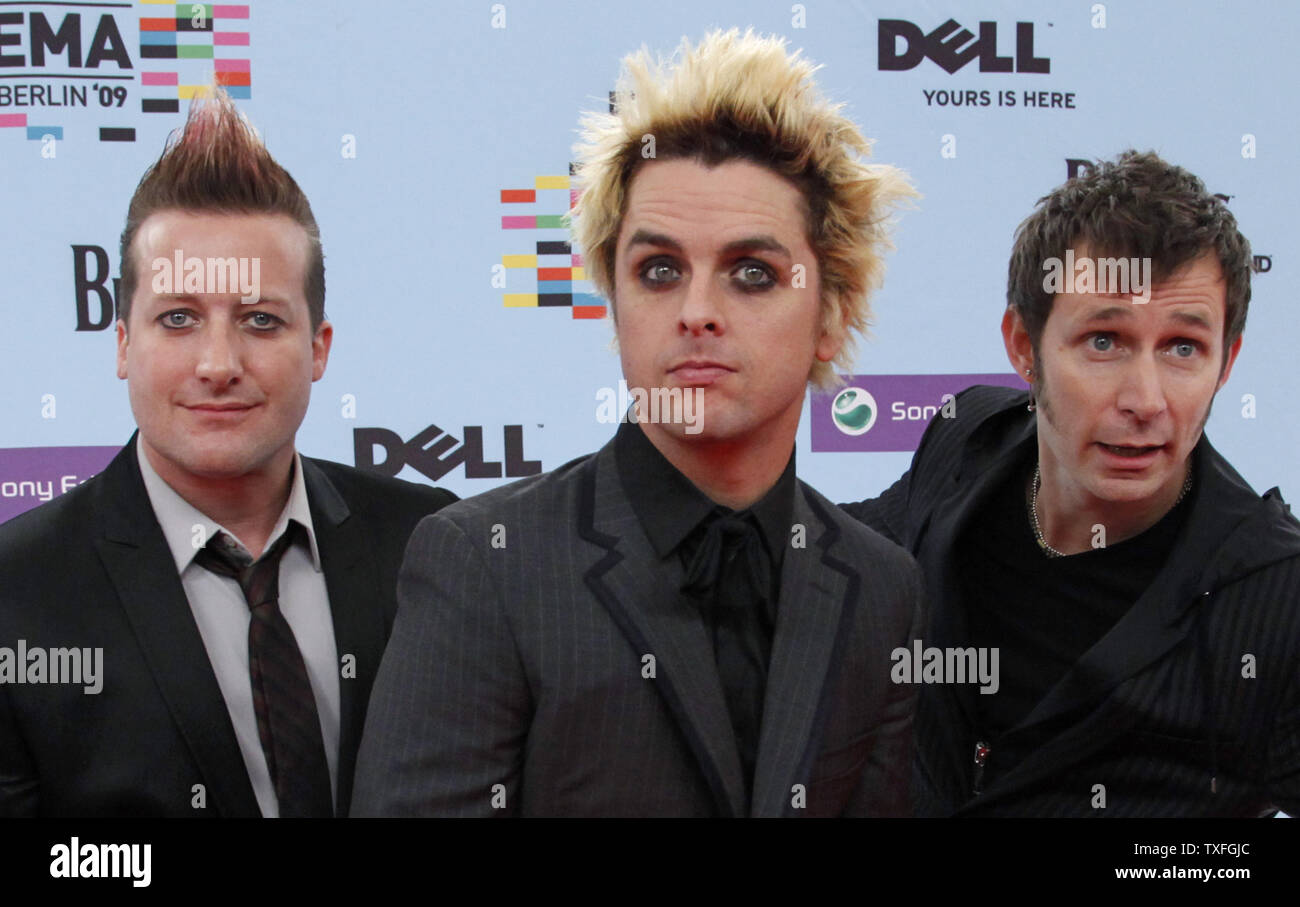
(812, 374, 1018, 454)
(830, 387, 878, 436)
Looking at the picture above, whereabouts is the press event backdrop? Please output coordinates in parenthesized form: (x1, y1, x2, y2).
(1, 0, 1295, 522)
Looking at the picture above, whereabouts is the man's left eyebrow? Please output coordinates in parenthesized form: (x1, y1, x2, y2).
(719, 235, 793, 258)
(1081, 305, 1133, 323)
(1168, 310, 1213, 331)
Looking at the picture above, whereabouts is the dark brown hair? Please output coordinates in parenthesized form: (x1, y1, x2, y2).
(118, 88, 325, 329)
(1008, 150, 1251, 356)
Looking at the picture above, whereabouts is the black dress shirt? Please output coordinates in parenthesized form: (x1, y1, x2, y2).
(614, 421, 795, 806)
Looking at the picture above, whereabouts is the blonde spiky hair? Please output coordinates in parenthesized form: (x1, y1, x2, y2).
(570, 28, 915, 388)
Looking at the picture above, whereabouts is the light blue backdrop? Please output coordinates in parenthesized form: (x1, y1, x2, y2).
(1, 0, 1294, 508)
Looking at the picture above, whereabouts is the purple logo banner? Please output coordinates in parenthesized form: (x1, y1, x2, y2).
(810, 374, 1024, 453)
(0, 446, 121, 524)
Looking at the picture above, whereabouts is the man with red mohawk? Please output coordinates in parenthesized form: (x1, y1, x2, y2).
(0, 90, 454, 817)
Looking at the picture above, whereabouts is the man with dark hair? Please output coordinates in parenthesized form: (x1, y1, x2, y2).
(844, 150, 1300, 816)
(0, 90, 455, 817)
(353, 30, 923, 817)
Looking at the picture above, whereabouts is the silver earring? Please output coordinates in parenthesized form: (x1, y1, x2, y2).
(1025, 368, 1036, 412)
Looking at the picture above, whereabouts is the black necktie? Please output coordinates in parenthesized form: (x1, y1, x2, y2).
(681, 509, 775, 801)
(681, 509, 773, 606)
(194, 524, 334, 817)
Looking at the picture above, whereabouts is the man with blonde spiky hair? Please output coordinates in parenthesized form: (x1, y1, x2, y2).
(572, 28, 913, 390)
(0, 89, 454, 817)
(355, 29, 923, 817)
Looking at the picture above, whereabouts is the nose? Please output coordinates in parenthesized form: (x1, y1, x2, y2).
(677, 272, 725, 337)
(194, 321, 243, 386)
(1115, 353, 1166, 422)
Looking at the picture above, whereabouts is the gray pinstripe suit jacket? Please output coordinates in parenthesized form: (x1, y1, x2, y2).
(353, 437, 925, 816)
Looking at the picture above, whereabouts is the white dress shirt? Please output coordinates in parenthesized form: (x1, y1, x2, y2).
(136, 437, 340, 817)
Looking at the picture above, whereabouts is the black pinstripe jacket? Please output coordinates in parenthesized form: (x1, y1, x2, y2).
(0, 435, 455, 817)
(842, 385, 1300, 817)
(353, 436, 924, 816)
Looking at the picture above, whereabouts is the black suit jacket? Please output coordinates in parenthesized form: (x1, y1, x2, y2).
(0, 435, 455, 817)
(843, 385, 1300, 816)
(353, 437, 925, 816)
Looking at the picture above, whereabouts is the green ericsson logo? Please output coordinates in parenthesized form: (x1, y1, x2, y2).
(831, 386, 878, 436)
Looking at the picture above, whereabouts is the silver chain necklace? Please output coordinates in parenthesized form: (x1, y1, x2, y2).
(1030, 462, 1193, 558)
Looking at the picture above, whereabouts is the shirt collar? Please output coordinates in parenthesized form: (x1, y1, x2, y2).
(613, 420, 796, 564)
(135, 434, 322, 573)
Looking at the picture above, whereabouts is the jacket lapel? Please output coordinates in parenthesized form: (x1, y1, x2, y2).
(301, 458, 384, 817)
(911, 413, 1037, 795)
(750, 487, 852, 817)
(936, 421, 1286, 810)
(975, 438, 1264, 807)
(577, 444, 747, 817)
(94, 436, 260, 817)
(1015, 437, 1264, 732)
